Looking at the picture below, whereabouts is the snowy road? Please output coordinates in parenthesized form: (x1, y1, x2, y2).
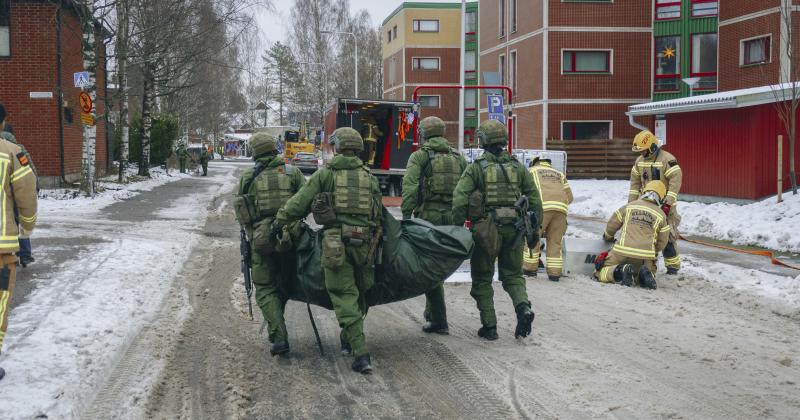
(1, 163, 799, 419)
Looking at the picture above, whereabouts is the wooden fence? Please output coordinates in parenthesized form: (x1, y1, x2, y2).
(547, 139, 637, 179)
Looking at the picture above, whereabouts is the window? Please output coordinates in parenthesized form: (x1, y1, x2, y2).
(413, 20, 438, 33)
(0, 0, 9, 57)
(510, 51, 517, 95)
(499, 0, 505, 37)
(510, 0, 517, 33)
(465, 50, 477, 71)
(389, 57, 397, 86)
(562, 122, 611, 140)
(465, 11, 477, 33)
(655, 36, 680, 91)
(412, 57, 440, 71)
(691, 0, 717, 17)
(387, 30, 392, 43)
(392, 26, 397, 40)
(691, 33, 717, 90)
(742, 36, 771, 66)
(418, 95, 440, 108)
(499, 54, 506, 85)
(656, 0, 681, 20)
(465, 91, 478, 118)
(562, 50, 611, 73)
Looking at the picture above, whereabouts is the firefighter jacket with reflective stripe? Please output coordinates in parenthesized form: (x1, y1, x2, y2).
(530, 162, 572, 214)
(629, 149, 682, 205)
(276, 155, 382, 229)
(603, 198, 670, 260)
(401, 137, 467, 217)
(0, 138, 37, 253)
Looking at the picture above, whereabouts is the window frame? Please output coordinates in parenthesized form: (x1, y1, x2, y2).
(412, 56, 441, 71)
(561, 121, 613, 141)
(740, 34, 772, 66)
(561, 49, 613, 74)
(499, 0, 506, 38)
(510, 50, 518, 95)
(691, 0, 718, 18)
(690, 32, 718, 91)
(510, 0, 517, 34)
(412, 19, 439, 33)
(418, 95, 441, 109)
(655, 0, 682, 21)
(0, 0, 10, 58)
(499, 53, 506, 86)
(654, 35, 681, 93)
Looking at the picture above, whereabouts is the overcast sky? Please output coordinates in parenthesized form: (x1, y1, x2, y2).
(256, 0, 457, 44)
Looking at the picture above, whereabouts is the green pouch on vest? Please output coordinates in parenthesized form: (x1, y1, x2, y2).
(341, 224, 370, 247)
(233, 195, 257, 225)
(493, 207, 517, 225)
(321, 228, 346, 270)
(252, 219, 276, 255)
(312, 192, 337, 226)
(468, 190, 485, 220)
(472, 217, 499, 259)
(274, 225, 293, 253)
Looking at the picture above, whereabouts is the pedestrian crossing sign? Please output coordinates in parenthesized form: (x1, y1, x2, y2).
(74, 71, 91, 88)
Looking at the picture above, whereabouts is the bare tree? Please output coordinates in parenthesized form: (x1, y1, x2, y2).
(264, 41, 298, 125)
(769, 2, 799, 194)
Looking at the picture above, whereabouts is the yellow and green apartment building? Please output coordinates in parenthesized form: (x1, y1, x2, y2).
(382, 2, 480, 146)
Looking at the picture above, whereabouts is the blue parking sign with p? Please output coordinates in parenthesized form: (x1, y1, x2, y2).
(487, 94, 505, 123)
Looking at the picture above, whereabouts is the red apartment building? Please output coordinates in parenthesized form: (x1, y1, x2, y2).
(0, 0, 110, 187)
(478, 0, 652, 150)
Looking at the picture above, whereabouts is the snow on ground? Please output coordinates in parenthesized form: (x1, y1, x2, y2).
(569, 180, 800, 253)
(0, 165, 237, 419)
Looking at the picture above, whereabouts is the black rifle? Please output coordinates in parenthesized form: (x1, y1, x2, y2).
(240, 228, 254, 320)
(513, 196, 539, 257)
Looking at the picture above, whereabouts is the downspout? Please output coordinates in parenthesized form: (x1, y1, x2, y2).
(627, 112, 648, 132)
(55, 6, 67, 185)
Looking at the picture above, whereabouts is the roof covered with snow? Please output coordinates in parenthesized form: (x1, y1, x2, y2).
(224, 133, 252, 142)
(628, 83, 800, 116)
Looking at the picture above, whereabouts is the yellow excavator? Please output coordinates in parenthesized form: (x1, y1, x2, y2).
(283, 121, 315, 159)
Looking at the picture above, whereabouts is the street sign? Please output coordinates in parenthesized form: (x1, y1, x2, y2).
(487, 94, 505, 123)
(80, 112, 94, 126)
(79, 92, 93, 113)
(74, 71, 91, 88)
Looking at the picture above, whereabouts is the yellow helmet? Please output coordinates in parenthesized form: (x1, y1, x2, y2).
(632, 130, 659, 153)
(642, 181, 667, 201)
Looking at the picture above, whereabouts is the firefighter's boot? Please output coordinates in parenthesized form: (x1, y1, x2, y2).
(638, 266, 658, 290)
(614, 264, 635, 287)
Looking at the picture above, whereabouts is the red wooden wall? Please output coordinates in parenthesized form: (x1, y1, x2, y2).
(664, 104, 800, 200)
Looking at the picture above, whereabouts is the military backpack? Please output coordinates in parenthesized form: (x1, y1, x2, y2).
(478, 159, 520, 208)
(253, 165, 297, 217)
(424, 149, 462, 202)
(333, 167, 373, 217)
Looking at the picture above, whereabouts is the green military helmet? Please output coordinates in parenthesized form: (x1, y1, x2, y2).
(332, 127, 364, 153)
(419, 116, 446, 141)
(476, 119, 508, 147)
(250, 132, 278, 157)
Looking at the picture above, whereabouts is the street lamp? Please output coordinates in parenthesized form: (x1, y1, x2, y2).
(682, 77, 701, 97)
(321, 30, 358, 98)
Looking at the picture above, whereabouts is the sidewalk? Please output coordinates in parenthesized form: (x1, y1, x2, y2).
(0, 162, 242, 419)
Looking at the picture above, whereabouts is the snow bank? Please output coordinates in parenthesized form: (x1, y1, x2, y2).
(569, 180, 800, 253)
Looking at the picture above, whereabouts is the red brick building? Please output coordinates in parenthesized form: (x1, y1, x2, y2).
(718, 0, 800, 91)
(479, 0, 652, 149)
(0, 0, 109, 188)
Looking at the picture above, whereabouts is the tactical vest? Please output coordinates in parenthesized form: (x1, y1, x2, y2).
(479, 159, 519, 207)
(253, 165, 296, 217)
(333, 167, 373, 216)
(425, 150, 461, 201)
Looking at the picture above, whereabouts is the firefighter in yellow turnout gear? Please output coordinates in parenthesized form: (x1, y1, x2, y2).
(629, 130, 683, 274)
(522, 157, 573, 281)
(595, 181, 671, 289)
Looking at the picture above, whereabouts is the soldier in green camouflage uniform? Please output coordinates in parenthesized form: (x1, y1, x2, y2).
(199, 147, 209, 176)
(176, 144, 188, 173)
(452, 119, 543, 341)
(235, 133, 305, 356)
(401, 116, 467, 334)
(274, 127, 382, 374)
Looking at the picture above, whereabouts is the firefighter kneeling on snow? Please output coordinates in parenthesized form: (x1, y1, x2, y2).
(593, 181, 671, 289)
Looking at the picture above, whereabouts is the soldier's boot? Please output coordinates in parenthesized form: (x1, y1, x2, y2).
(666, 267, 679, 275)
(269, 341, 290, 356)
(614, 264, 635, 287)
(422, 321, 449, 335)
(340, 331, 352, 356)
(638, 266, 658, 290)
(478, 325, 498, 341)
(514, 302, 535, 339)
(351, 355, 372, 374)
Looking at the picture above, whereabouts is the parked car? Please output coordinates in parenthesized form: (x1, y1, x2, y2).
(292, 152, 322, 172)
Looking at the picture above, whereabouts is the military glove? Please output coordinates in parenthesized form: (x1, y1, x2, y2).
(661, 204, 671, 216)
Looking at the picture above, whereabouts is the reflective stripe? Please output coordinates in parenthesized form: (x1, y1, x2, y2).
(543, 201, 568, 213)
(631, 167, 640, 176)
(19, 213, 37, 224)
(563, 185, 571, 190)
(638, 162, 664, 168)
(660, 225, 671, 233)
(615, 210, 623, 222)
(599, 266, 612, 282)
(666, 191, 678, 199)
(523, 252, 540, 264)
(628, 190, 640, 196)
(664, 256, 681, 265)
(10, 166, 33, 183)
(613, 244, 656, 259)
(0, 160, 7, 237)
(627, 205, 665, 224)
(664, 166, 681, 177)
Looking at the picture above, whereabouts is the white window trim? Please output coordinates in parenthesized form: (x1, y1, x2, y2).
(510, 49, 518, 96)
(560, 48, 614, 75)
(412, 56, 441, 71)
(419, 94, 442, 109)
(739, 34, 773, 66)
(498, 0, 506, 39)
(510, 0, 517, 34)
(560, 120, 614, 140)
(499, 53, 506, 86)
(413, 19, 439, 33)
